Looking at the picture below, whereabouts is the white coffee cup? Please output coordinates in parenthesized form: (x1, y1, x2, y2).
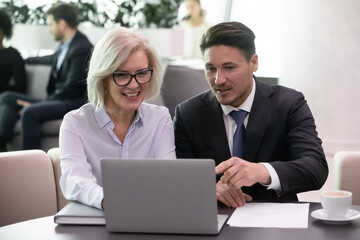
(320, 190, 352, 219)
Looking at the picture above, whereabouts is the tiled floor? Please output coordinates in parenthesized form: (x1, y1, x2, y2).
(297, 154, 334, 202)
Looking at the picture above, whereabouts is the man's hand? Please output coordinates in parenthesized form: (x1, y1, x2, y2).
(216, 181, 252, 208)
(215, 157, 271, 189)
(16, 99, 31, 115)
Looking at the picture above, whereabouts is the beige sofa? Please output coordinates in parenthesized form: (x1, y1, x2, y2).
(0, 148, 68, 227)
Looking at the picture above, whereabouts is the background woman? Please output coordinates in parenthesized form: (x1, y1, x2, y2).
(0, 8, 26, 94)
(177, 0, 211, 59)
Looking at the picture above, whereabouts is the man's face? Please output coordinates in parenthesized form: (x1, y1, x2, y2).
(204, 45, 258, 107)
(47, 15, 63, 42)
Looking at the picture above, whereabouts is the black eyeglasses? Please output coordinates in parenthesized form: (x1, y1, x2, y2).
(112, 69, 153, 86)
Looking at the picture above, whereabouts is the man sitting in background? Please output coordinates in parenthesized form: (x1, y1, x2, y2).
(0, 3, 93, 151)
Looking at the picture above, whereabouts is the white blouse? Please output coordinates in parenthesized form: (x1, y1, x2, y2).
(59, 103, 176, 209)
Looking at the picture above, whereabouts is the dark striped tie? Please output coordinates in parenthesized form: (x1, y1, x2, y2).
(229, 110, 248, 158)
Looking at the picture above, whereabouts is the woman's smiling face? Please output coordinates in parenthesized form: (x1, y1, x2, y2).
(104, 49, 150, 114)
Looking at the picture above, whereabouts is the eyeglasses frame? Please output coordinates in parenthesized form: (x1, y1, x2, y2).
(112, 69, 153, 87)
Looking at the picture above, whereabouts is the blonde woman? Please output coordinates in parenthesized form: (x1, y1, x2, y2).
(59, 27, 176, 210)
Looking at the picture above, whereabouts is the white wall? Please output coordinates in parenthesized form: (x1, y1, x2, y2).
(6, 24, 184, 59)
(230, 0, 282, 78)
(280, 0, 360, 154)
(230, 0, 360, 154)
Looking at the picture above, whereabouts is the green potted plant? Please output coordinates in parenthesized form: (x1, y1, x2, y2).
(141, 0, 182, 28)
(1, 0, 182, 28)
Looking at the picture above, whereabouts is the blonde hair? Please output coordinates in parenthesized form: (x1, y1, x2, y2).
(87, 27, 162, 110)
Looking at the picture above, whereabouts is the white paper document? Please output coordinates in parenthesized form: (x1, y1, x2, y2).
(227, 202, 309, 228)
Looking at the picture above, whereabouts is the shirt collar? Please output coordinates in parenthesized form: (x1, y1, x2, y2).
(94, 104, 144, 129)
(60, 34, 75, 51)
(136, 105, 144, 125)
(221, 77, 256, 116)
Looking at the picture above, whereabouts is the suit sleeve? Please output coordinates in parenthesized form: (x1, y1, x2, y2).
(25, 54, 55, 65)
(270, 92, 328, 196)
(47, 47, 90, 100)
(174, 104, 197, 158)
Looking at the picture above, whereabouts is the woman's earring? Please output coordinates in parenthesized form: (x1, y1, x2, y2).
(104, 88, 108, 97)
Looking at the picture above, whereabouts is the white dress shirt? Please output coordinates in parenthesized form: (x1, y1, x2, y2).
(221, 79, 281, 191)
(59, 103, 176, 209)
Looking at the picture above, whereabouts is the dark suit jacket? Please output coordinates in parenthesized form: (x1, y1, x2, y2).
(174, 77, 328, 202)
(26, 31, 93, 109)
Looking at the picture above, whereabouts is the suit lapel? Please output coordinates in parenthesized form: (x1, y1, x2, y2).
(244, 78, 276, 162)
(56, 31, 79, 73)
(62, 31, 79, 62)
(196, 80, 276, 163)
(198, 91, 231, 161)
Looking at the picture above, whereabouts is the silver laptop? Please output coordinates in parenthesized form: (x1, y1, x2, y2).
(101, 158, 228, 235)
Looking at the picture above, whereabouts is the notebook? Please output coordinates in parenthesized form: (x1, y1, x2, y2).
(101, 158, 228, 235)
(54, 201, 105, 225)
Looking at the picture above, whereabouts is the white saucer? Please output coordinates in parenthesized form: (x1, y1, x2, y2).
(311, 209, 360, 224)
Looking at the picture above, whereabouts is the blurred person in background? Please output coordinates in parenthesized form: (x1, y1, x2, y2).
(0, 3, 93, 151)
(0, 8, 27, 95)
(177, 0, 211, 59)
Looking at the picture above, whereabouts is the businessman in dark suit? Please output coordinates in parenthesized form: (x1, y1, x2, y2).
(174, 22, 328, 208)
(0, 3, 93, 150)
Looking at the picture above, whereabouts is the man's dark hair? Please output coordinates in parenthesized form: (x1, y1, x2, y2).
(200, 21, 256, 62)
(47, 3, 78, 28)
(0, 8, 13, 39)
